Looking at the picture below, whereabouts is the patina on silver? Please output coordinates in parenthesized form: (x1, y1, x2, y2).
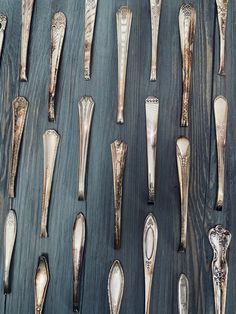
(48, 12, 66, 122)
(111, 140, 127, 249)
(179, 4, 196, 127)
(108, 260, 124, 314)
(40, 130, 60, 238)
(72, 213, 85, 312)
(20, 0, 35, 81)
(176, 137, 190, 252)
(149, 0, 162, 81)
(214, 96, 228, 211)
(145, 97, 159, 203)
(0, 14, 7, 59)
(34, 255, 49, 314)
(8, 97, 28, 198)
(84, 0, 98, 80)
(78, 96, 95, 200)
(116, 6, 132, 124)
(216, 0, 229, 75)
(209, 225, 231, 314)
(3, 210, 17, 294)
(143, 213, 158, 314)
(178, 273, 189, 314)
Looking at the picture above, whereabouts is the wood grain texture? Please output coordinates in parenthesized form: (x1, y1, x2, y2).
(0, 0, 235, 313)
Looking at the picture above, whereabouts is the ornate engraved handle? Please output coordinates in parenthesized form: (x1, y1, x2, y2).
(149, 0, 162, 81)
(40, 130, 60, 238)
(72, 213, 85, 312)
(143, 213, 158, 314)
(214, 96, 228, 211)
(178, 273, 189, 314)
(84, 0, 98, 80)
(48, 12, 66, 121)
(78, 96, 95, 200)
(34, 255, 49, 314)
(108, 260, 124, 314)
(20, 0, 35, 81)
(111, 140, 127, 249)
(116, 6, 132, 124)
(176, 137, 190, 252)
(3, 210, 17, 294)
(209, 225, 231, 314)
(8, 97, 28, 198)
(145, 97, 159, 203)
(216, 0, 228, 75)
(0, 14, 7, 59)
(179, 4, 196, 127)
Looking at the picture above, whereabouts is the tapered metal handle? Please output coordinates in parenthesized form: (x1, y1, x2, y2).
(0, 14, 7, 59)
(176, 137, 190, 252)
(149, 0, 162, 81)
(209, 225, 231, 314)
(178, 273, 189, 314)
(48, 12, 66, 121)
(116, 6, 132, 124)
(214, 96, 228, 211)
(108, 260, 124, 314)
(143, 213, 158, 314)
(179, 4, 196, 127)
(34, 256, 49, 314)
(216, 0, 228, 75)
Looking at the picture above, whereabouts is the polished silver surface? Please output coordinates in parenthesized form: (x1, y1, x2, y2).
(20, 0, 35, 81)
(0, 14, 7, 59)
(40, 130, 60, 238)
(78, 96, 95, 200)
(34, 255, 49, 314)
(72, 213, 86, 312)
(8, 97, 28, 198)
(209, 225, 231, 314)
(178, 273, 189, 314)
(176, 137, 190, 252)
(149, 0, 162, 81)
(108, 260, 124, 314)
(111, 140, 127, 249)
(214, 96, 228, 211)
(216, 0, 228, 75)
(116, 6, 132, 124)
(145, 97, 159, 203)
(84, 0, 98, 80)
(143, 213, 158, 314)
(3, 210, 17, 294)
(179, 4, 196, 127)
(48, 12, 66, 121)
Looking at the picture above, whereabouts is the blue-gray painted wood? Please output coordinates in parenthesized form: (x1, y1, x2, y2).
(0, 0, 234, 313)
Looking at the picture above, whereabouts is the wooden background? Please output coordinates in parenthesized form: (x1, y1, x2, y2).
(0, 0, 235, 313)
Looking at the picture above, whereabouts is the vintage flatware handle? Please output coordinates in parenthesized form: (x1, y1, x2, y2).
(84, 0, 98, 80)
(209, 225, 231, 314)
(72, 213, 86, 312)
(216, 0, 228, 75)
(143, 213, 158, 314)
(116, 6, 132, 124)
(214, 96, 228, 211)
(178, 273, 189, 314)
(145, 97, 159, 203)
(3, 210, 17, 294)
(78, 96, 95, 200)
(0, 14, 7, 59)
(34, 255, 49, 314)
(108, 260, 124, 314)
(40, 130, 60, 238)
(111, 140, 127, 249)
(8, 97, 28, 198)
(149, 0, 162, 81)
(176, 137, 190, 252)
(179, 4, 196, 127)
(20, 0, 35, 81)
(48, 12, 66, 122)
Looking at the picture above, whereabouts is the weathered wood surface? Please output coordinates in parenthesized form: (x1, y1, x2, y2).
(0, 0, 234, 313)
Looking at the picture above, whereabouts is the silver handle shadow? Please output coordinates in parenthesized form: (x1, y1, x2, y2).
(78, 96, 95, 200)
(178, 273, 189, 314)
(108, 260, 124, 314)
(34, 255, 49, 314)
(216, 0, 228, 75)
